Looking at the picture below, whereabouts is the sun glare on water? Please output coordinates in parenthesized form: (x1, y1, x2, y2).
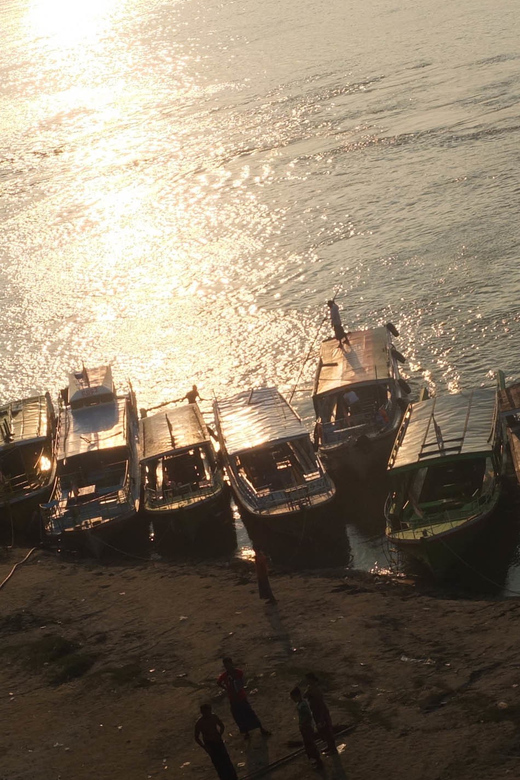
(27, 0, 117, 45)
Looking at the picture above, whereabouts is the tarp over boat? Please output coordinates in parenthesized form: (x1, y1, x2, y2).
(0, 395, 51, 448)
(58, 398, 128, 461)
(389, 388, 497, 472)
(215, 387, 307, 456)
(314, 328, 391, 397)
(139, 404, 209, 462)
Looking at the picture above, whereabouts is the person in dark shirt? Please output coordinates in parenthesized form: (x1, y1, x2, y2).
(194, 703, 237, 780)
(327, 300, 350, 347)
(290, 686, 323, 769)
(305, 672, 337, 754)
(181, 385, 201, 404)
(217, 657, 271, 739)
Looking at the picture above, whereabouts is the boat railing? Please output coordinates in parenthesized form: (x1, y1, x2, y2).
(388, 491, 497, 537)
(41, 473, 133, 533)
(146, 476, 221, 509)
(0, 469, 48, 497)
(240, 474, 333, 513)
(320, 414, 380, 445)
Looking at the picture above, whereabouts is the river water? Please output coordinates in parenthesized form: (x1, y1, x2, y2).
(2, 0, 520, 591)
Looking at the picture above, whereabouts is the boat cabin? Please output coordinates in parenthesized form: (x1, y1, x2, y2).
(386, 388, 501, 533)
(215, 387, 333, 513)
(0, 395, 54, 499)
(42, 367, 135, 534)
(139, 404, 218, 509)
(313, 327, 400, 446)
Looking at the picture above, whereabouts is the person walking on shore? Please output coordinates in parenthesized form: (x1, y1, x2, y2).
(305, 672, 337, 754)
(290, 686, 323, 770)
(327, 300, 350, 348)
(254, 547, 277, 604)
(217, 657, 271, 739)
(194, 703, 238, 780)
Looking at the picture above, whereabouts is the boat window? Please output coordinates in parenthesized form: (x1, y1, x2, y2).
(322, 384, 390, 425)
(60, 448, 128, 493)
(161, 448, 207, 493)
(237, 443, 314, 492)
(413, 459, 487, 504)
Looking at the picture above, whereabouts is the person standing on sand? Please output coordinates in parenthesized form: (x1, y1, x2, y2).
(217, 657, 271, 739)
(254, 547, 277, 604)
(290, 686, 323, 770)
(194, 703, 238, 780)
(305, 672, 337, 754)
(327, 300, 350, 348)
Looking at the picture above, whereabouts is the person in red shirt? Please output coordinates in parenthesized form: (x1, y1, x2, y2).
(217, 657, 271, 739)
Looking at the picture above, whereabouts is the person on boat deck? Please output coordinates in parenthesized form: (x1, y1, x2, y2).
(304, 672, 337, 754)
(194, 703, 238, 780)
(327, 300, 350, 347)
(217, 658, 271, 739)
(375, 404, 389, 428)
(253, 547, 277, 604)
(178, 385, 202, 404)
(344, 389, 361, 416)
(290, 686, 323, 770)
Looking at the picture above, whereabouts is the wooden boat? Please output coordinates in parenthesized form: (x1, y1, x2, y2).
(312, 324, 410, 476)
(0, 394, 56, 544)
(497, 375, 520, 487)
(139, 403, 229, 542)
(214, 387, 336, 537)
(385, 387, 505, 575)
(40, 366, 141, 555)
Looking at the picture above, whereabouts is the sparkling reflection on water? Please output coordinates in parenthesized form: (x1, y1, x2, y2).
(2, 0, 520, 593)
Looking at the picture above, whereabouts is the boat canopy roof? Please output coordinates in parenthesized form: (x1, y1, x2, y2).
(314, 327, 391, 397)
(215, 387, 307, 456)
(139, 404, 210, 462)
(0, 395, 51, 448)
(388, 388, 498, 472)
(68, 365, 116, 410)
(58, 398, 128, 461)
(498, 382, 520, 415)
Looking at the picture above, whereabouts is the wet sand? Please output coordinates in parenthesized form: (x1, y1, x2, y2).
(1, 549, 520, 780)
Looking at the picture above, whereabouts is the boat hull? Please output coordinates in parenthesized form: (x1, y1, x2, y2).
(231, 484, 340, 542)
(386, 498, 500, 577)
(45, 504, 144, 558)
(0, 478, 55, 545)
(146, 487, 231, 543)
(319, 422, 401, 479)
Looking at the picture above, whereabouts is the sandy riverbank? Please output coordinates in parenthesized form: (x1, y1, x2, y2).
(1, 548, 520, 780)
